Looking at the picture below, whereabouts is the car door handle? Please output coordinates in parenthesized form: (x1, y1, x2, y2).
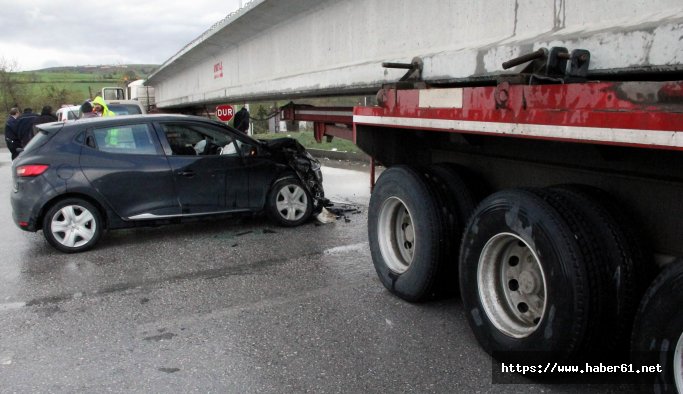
(177, 170, 195, 177)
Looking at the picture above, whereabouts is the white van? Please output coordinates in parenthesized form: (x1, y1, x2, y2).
(56, 100, 146, 121)
(56, 105, 82, 121)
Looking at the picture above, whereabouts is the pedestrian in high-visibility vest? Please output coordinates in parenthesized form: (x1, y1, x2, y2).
(92, 96, 116, 117)
(91, 96, 119, 146)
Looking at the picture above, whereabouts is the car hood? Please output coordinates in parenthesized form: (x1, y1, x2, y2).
(262, 137, 307, 152)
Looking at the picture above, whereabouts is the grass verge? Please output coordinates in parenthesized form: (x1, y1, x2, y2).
(254, 131, 360, 153)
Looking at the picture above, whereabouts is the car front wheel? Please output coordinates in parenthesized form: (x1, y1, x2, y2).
(42, 198, 103, 253)
(267, 177, 313, 226)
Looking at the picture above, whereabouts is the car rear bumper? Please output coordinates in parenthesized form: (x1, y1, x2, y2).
(11, 174, 60, 232)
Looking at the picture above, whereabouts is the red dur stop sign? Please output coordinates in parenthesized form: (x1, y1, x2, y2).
(216, 105, 234, 121)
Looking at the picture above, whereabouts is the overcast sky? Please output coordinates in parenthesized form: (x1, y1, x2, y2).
(0, 0, 244, 71)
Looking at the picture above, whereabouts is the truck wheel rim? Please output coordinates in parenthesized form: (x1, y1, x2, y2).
(477, 233, 547, 338)
(276, 184, 308, 221)
(675, 331, 683, 392)
(378, 197, 415, 274)
(50, 205, 97, 248)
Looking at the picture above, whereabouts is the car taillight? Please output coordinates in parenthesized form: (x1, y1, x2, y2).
(16, 164, 49, 177)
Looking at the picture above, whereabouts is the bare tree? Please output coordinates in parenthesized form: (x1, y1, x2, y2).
(122, 70, 138, 83)
(0, 57, 26, 111)
(43, 85, 79, 109)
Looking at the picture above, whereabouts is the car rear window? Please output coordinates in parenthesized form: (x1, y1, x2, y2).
(108, 104, 143, 115)
(22, 127, 56, 154)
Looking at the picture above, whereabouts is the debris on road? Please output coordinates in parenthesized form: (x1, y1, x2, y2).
(316, 207, 337, 224)
(316, 202, 362, 224)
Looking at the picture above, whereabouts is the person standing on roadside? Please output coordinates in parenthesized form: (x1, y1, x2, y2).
(33, 106, 57, 128)
(15, 107, 38, 150)
(233, 106, 250, 134)
(80, 100, 98, 118)
(91, 96, 119, 145)
(4, 107, 20, 159)
(29, 105, 59, 147)
(91, 96, 116, 117)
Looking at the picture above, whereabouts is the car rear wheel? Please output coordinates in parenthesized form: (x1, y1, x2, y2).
(267, 177, 313, 226)
(42, 198, 103, 253)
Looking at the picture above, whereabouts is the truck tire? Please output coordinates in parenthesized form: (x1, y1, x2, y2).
(459, 189, 596, 363)
(43, 198, 103, 253)
(423, 164, 477, 295)
(368, 165, 443, 302)
(631, 261, 683, 394)
(550, 185, 650, 355)
(432, 162, 489, 202)
(428, 164, 478, 225)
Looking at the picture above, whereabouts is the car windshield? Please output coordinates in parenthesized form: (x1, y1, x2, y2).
(220, 123, 261, 145)
(108, 104, 143, 115)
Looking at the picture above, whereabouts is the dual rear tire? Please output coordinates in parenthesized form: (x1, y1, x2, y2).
(459, 188, 645, 362)
(369, 165, 652, 365)
(368, 165, 475, 301)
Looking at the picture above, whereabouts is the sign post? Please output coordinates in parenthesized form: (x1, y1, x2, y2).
(216, 105, 234, 122)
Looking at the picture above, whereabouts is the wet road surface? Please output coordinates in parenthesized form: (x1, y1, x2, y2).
(0, 151, 637, 392)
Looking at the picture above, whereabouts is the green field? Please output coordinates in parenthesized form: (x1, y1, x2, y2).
(2, 65, 157, 111)
(23, 65, 157, 101)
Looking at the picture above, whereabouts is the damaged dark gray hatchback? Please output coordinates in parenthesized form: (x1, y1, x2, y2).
(11, 114, 326, 253)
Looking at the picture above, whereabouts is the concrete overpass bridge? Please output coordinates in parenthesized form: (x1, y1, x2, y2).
(146, 0, 683, 110)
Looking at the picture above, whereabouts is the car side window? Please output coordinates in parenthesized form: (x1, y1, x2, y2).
(160, 123, 238, 156)
(91, 123, 157, 155)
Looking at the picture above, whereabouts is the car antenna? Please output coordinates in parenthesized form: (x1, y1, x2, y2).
(61, 104, 80, 121)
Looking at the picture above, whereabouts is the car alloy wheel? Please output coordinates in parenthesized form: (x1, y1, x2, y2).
(267, 177, 313, 227)
(43, 198, 103, 253)
(276, 184, 308, 222)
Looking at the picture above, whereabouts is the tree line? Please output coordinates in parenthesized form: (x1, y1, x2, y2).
(0, 58, 141, 116)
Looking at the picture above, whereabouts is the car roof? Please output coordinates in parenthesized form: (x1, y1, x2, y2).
(62, 114, 208, 126)
(37, 114, 251, 139)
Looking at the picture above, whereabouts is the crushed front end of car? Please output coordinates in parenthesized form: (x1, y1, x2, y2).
(262, 138, 328, 213)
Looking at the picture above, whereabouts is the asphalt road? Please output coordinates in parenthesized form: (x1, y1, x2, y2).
(0, 151, 637, 393)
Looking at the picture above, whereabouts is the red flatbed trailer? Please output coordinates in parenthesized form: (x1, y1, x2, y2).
(346, 50, 683, 391)
(355, 81, 683, 151)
